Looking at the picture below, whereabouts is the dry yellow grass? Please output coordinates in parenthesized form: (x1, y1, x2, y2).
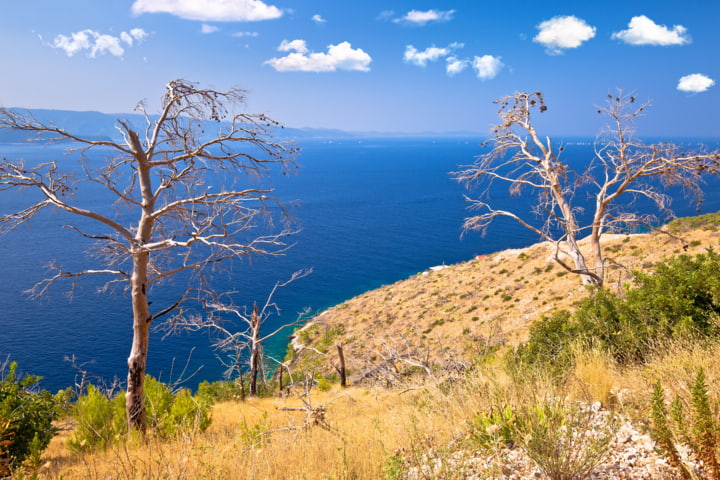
(37, 382, 481, 479)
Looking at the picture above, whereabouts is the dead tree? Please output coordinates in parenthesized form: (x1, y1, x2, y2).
(170, 269, 311, 396)
(0, 80, 298, 431)
(455, 90, 720, 287)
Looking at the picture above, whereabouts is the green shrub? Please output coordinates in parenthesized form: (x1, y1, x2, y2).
(510, 249, 720, 373)
(67, 384, 125, 452)
(508, 310, 579, 379)
(0, 362, 58, 473)
(196, 380, 245, 404)
(68, 376, 212, 452)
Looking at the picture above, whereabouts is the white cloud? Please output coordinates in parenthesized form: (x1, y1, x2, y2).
(265, 40, 372, 72)
(404, 46, 448, 67)
(233, 31, 259, 37)
(131, 0, 282, 22)
(201, 24, 219, 34)
(533, 15, 596, 55)
(278, 39, 309, 54)
(395, 9, 454, 25)
(677, 73, 715, 93)
(120, 29, 147, 45)
(52, 28, 148, 58)
(404, 43, 463, 67)
(612, 15, 690, 46)
(472, 55, 504, 80)
(312, 14, 326, 24)
(446, 56, 468, 76)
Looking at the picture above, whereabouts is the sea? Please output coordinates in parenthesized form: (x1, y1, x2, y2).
(1, 137, 719, 392)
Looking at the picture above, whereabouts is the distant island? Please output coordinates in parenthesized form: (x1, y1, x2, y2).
(0, 108, 485, 144)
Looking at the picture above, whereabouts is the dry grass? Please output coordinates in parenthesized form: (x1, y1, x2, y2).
(26, 339, 720, 479)
(36, 383, 475, 479)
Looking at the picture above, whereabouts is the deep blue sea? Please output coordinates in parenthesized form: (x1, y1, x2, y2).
(1, 137, 719, 392)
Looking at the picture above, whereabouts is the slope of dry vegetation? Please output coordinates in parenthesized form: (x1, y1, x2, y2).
(289, 224, 720, 382)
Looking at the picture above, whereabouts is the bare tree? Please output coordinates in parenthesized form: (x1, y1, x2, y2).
(455, 90, 720, 287)
(170, 268, 311, 396)
(0, 80, 298, 431)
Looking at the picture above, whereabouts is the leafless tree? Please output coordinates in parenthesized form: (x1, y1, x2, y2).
(169, 268, 311, 396)
(0, 80, 298, 431)
(455, 90, 720, 287)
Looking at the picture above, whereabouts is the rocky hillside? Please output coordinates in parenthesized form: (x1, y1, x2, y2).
(289, 217, 720, 382)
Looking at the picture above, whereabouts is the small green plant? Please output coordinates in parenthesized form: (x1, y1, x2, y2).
(689, 369, 720, 478)
(649, 381, 693, 480)
(384, 452, 406, 480)
(649, 369, 720, 480)
(469, 404, 517, 449)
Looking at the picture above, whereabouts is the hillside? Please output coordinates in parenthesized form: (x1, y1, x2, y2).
(28, 214, 720, 480)
(289, 220, 720, 383)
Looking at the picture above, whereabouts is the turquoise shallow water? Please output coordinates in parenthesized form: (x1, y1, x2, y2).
(1, 137, 718, 391)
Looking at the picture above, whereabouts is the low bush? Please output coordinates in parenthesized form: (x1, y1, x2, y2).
(510, 249, 720, 374)
(68, 375, 211, 452)
(469, 398, 617, 480)
(0, 361, 59, 474)
(196, 379, 246, 403)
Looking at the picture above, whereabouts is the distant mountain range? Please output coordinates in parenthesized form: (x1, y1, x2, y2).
(0, 108, 483, 144)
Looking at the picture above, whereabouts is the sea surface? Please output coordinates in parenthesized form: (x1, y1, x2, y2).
(1, 137, 718, 392)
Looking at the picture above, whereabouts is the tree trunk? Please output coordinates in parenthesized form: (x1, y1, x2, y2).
(249, 303, 260, 396)
(337, 344, 347, 388)
(126, 252, 150, 433)
(125, 127, 154, 433)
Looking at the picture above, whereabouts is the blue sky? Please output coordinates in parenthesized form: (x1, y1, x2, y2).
(1, 0, 718, 136)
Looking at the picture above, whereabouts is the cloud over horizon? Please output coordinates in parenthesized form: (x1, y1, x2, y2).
(131, 0, 282, 22)
(265, 40, 372, 72)
(677, 73, 715, 93)
(52, 28, 147, 58)
(612, 15, 690, 46)
(394, 9, 455, 25)
(533, 15, 596, 54)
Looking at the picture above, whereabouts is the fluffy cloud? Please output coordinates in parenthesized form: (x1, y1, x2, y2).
(612, 15, 690, 46)
(312, 14, 326, 24)
(131, 0, 282, 22)
(404, 44, 462, 67)
(395, 9, 455, 25)
(533, 15, 596, 54)
(446, 56, 468, 76)
(265, 40, 371, 72)
(278, 39, 309, 54)
(52, 28, 147, 58)
(233, 31, 259, 37)
(677, 74, 715, 93)
(201, 24, 219, 34)
(472, 55, 504, 80)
